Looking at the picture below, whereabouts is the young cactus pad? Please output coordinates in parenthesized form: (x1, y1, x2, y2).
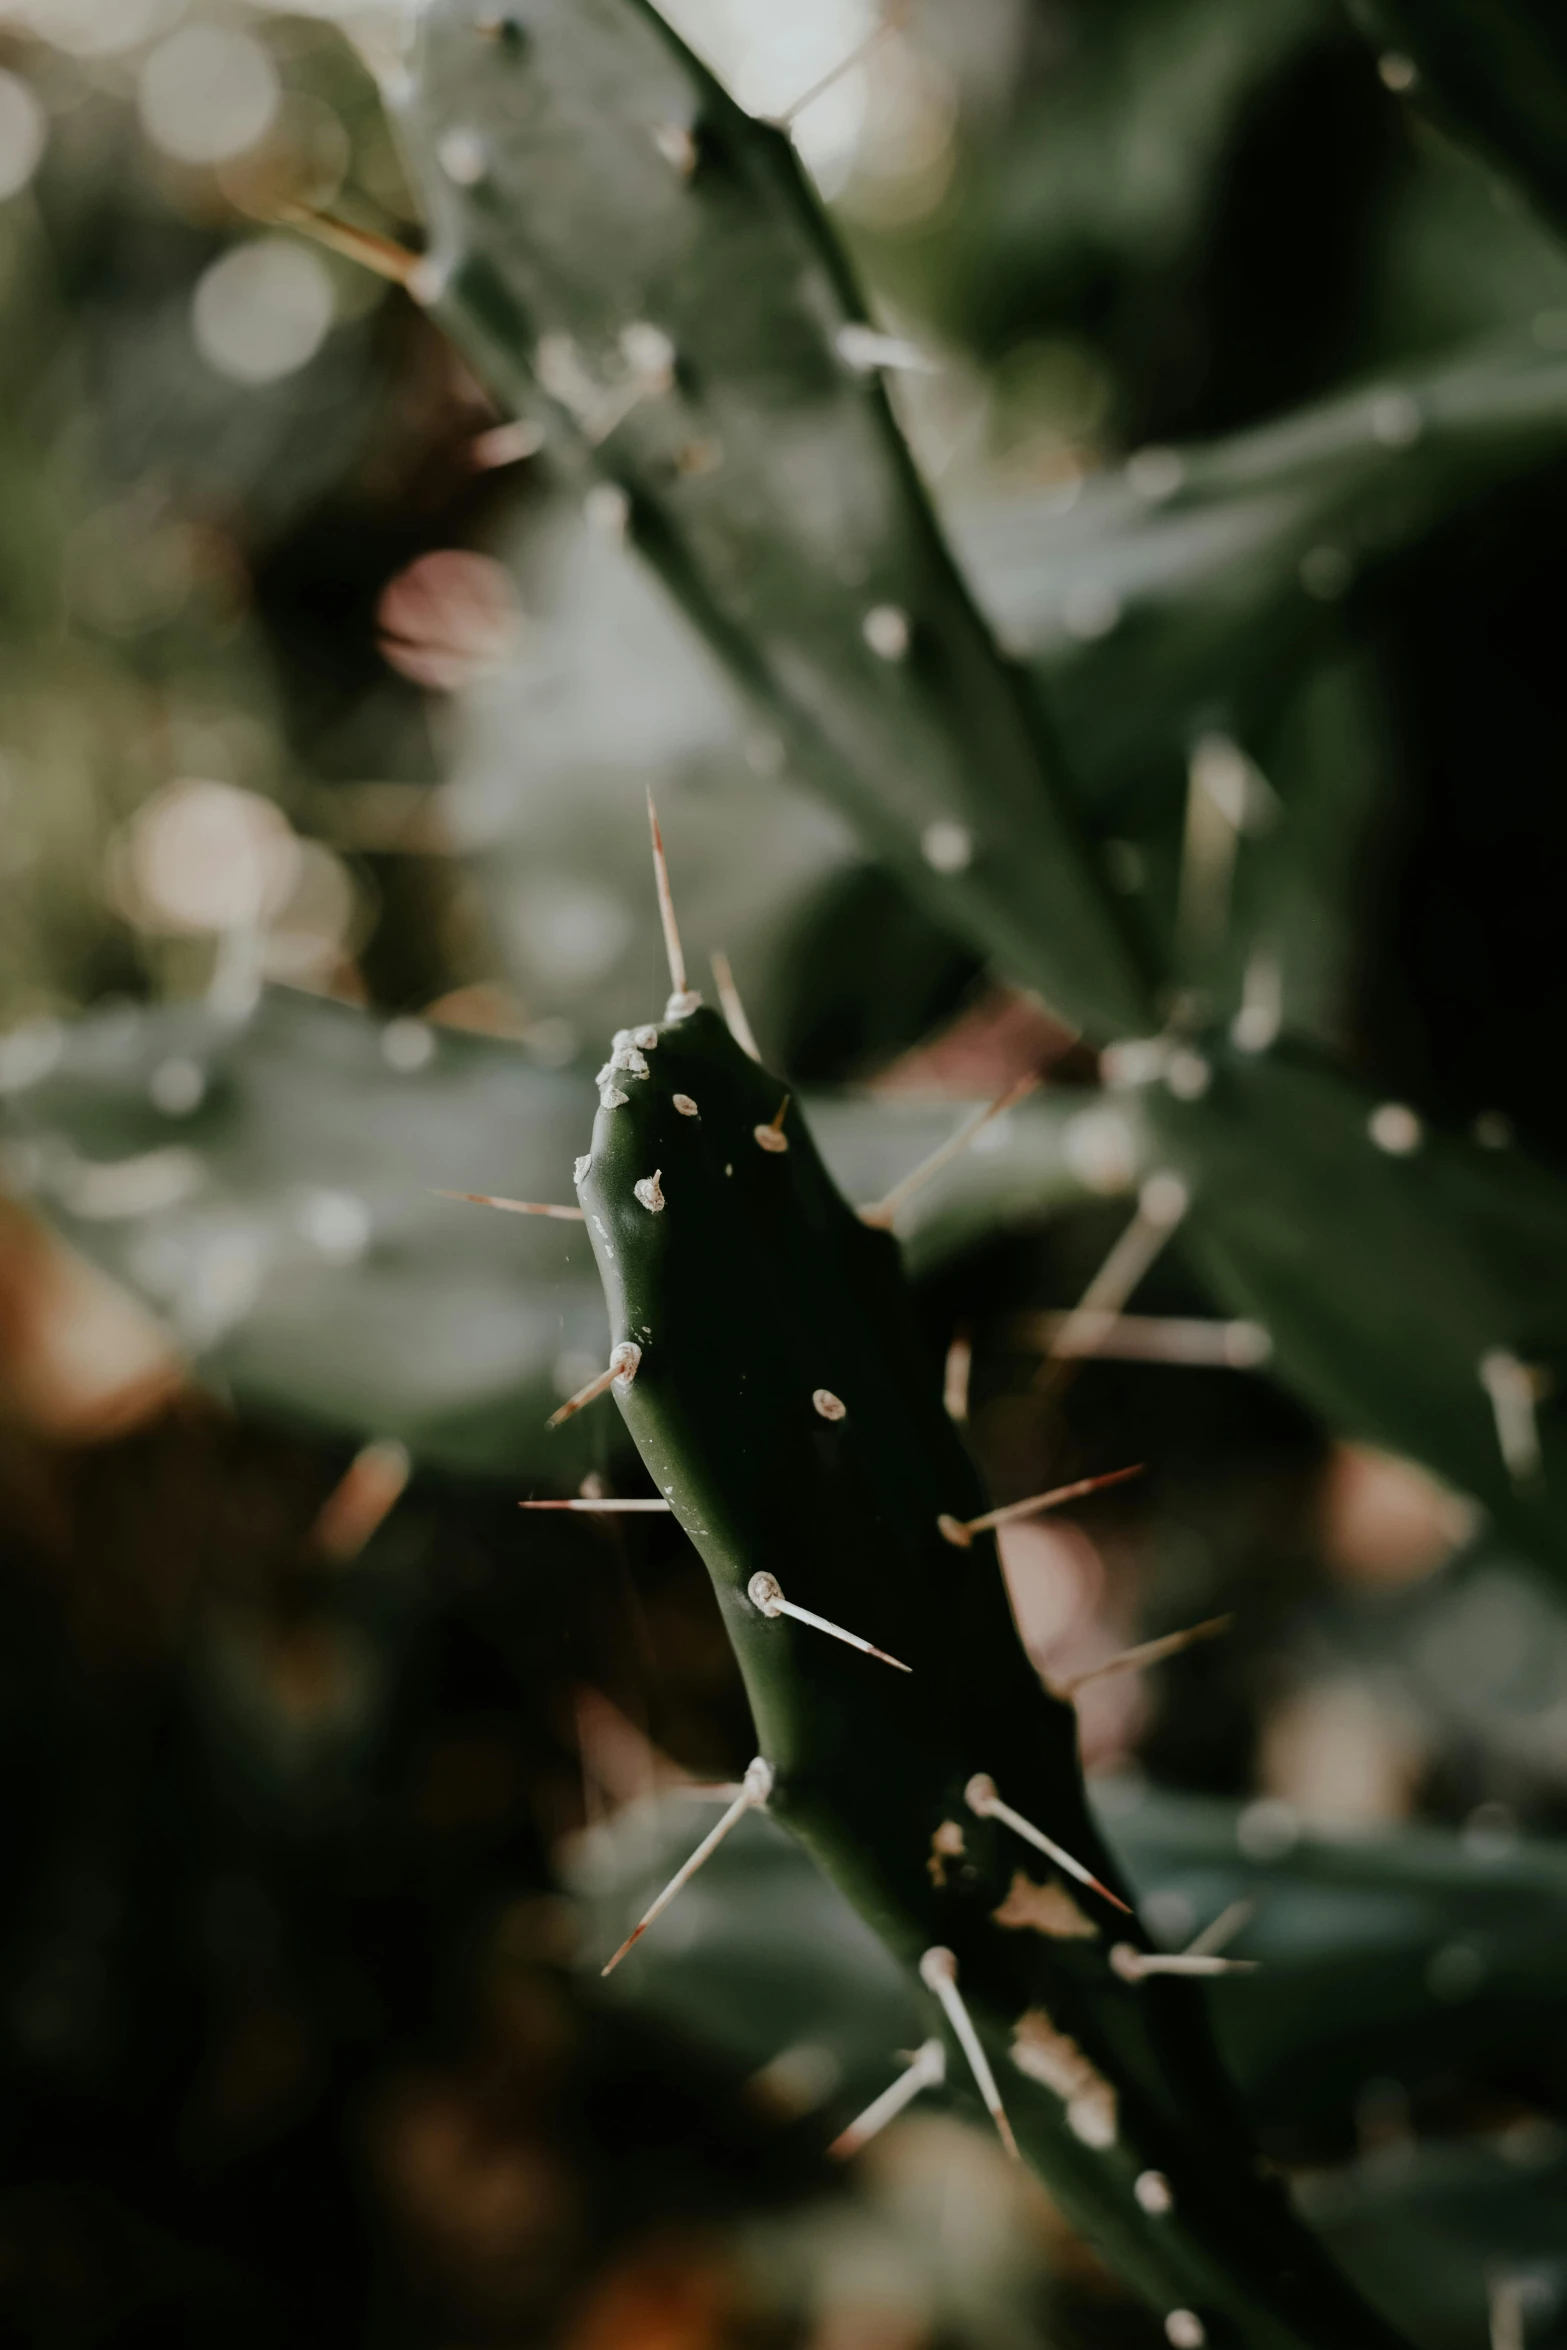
(572, 994, 1405, 2347)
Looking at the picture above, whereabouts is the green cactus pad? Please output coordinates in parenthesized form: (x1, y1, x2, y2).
(574, 994, 1405, 2346)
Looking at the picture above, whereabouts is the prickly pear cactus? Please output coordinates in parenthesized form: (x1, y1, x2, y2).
(393, 0, 1154, 1045)
(571, 992, 1405, 2349)
(394, 0, 1567, 1578)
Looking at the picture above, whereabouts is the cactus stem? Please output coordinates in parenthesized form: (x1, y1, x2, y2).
(1110, 1943, 1258, 1982)
(519, 1497, 671, 1512)
(307, 1438, 411, 1565)
(754, 1095, 791, 1154)
(918, 1946, 1019, 2160)
(1033, 1172, 1190, 1395)
(272, 201, 423, 287)
(1051, 1613, 1234, 1698)
(746, 1571, 911, 1672)
(645, 790, 700, 1015)
(772, 1, 907, 126)
(858, 1073, 1041, 1228)
(431, 1188, 586, 1220)
(829, 2036, 946, 2159)
(937, 1463, 1145, 1548)
(546, 1341, 642, 1430)
(965, 1774, 1132, 1916)
(942, 1326, 972, 1422)
(1479, 1348, 1549, 1483)
(601, 1755, 773, 1975)
(710, 949, 762, 1061)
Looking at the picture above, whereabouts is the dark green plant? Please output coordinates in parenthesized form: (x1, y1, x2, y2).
(575, 1783, 1567, 2349)
(395, 0, 1151, 1043)
(459, 334, 1567, 1076)
(394, 0, 1567, 1571)
(6, 0, 1567, 2336)
(563, 967, 1402, 2346)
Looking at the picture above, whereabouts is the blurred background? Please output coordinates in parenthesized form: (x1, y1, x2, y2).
(3, 1, 1567, 2345)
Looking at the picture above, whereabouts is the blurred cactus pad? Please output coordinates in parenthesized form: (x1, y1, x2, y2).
(5, 0, 1567, 2346)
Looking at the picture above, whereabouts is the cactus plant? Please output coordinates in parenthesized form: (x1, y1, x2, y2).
(394, 0, 1155, 1046)
(575, 1783, 1567, 2349)
(466, 336, 1567, 1094)
(11, 4, 1567, 2343)
(10, 4, 1567, 2334)
(565, 961, 1405, 2347)
(460, 334, 1567, 1081)
(393, 0, 1567, 1576)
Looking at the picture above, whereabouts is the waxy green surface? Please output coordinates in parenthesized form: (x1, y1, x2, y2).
(574, 999, 1407, 2347)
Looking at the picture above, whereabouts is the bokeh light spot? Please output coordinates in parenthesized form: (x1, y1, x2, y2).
(376, 551, 522, 691)
(0, 68, 47, 202)
(193, 236, 335, 385)
(139, 24, 279, 167)
(116, 779, 300, 936)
